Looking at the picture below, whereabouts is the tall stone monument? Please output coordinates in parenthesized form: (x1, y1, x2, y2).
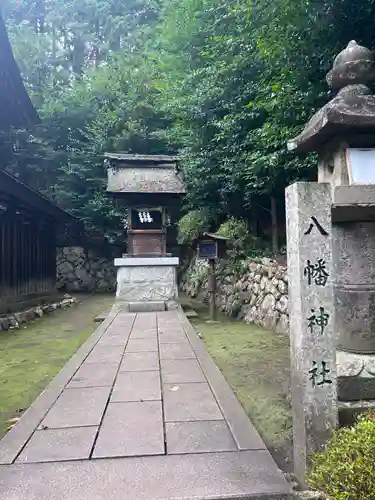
(287, 40, 375, 483)
(105, 154, 185, 311)
(286, 184, 337, 485)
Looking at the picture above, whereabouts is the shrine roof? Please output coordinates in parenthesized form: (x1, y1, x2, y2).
(105, 153, 186, 195)
(104, 153, 179, 164)
(0, 169, 76, 222)
(201, 232, 228, 241)
(0, 15, 40, 129)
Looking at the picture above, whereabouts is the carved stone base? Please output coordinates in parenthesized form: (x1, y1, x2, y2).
(114, 257, 179, 303)
(337, 350, 375, 400)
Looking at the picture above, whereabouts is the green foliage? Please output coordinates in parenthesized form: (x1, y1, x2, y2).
(177, 209, 212, 244)
(309, 412, 375, 500)
(219, 259, 249, 278)
(190, 261, 209, 289)
(4, 0, 375, 242)
(217, 218, 259, 259)
(1, 0, 167, 241)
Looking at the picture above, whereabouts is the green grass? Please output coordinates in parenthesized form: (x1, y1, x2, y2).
(0, 294, 115, 438)
(180, 294, 293, 470)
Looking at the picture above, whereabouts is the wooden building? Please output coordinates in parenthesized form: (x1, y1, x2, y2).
(0, 14, 76, 313)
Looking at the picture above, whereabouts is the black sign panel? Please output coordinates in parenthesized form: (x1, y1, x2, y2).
(198, 240, 218, 259)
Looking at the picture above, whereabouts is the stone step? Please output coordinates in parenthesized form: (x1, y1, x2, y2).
(185, 309, 198, 318)
(128, 301, 166, 313)
(0, 451, 292, 500)
(94, 309, 110, 322)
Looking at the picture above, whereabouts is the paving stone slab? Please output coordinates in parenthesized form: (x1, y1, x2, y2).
(158, 332, 187, 343)
(157, 311, 179, 321)
(102, 325, 132, 338)
(158, 326, 185, 331)
(85, 346, 124, 364)
(160, 342, 195, 360)
(112, 314, 136, 326)
(130, 329, 158, 339)
(177, 309, 267, 451)
(68, 363, 119, 388)
(133, 316, 157, 330)
(93, 401, 164, 458)
(161, 359, 206, 383)
(134, 312, 157, 320)
(0, 308, 118, 465)
(0, 451, 291, 499)
(41, 387, 111, 429)
(104, 322, 134, 335)
(164, 383, 223, 422)
(132, 324, 157, 333)
(105, 320, 133, 337)
(96, 335, 130, 346)
(126, 338, 158, 352)
(120, 352, 159, 372)
(166, 421, 237, 454)
(100, 329, 132, 340)
(111, 371, 161, 402)
(16, 427, 98, 463)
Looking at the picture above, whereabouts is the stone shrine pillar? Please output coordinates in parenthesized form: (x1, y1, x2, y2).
(286, 183, 337, 484)
(105, 154, 185, 311)
(287, 39, 375, 482)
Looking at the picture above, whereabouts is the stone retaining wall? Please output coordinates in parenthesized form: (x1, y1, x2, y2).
(0, 296, 77, 331)
(57, 247, 116, 293)
(181, 257, 289, 334)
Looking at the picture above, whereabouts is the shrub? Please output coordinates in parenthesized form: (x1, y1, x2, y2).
(308, 412, 375, 500)
(217, 217, 260, 259)
(177, 209, 212, 245)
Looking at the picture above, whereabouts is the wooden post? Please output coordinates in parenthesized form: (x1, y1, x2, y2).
(208, 258, 216, 320)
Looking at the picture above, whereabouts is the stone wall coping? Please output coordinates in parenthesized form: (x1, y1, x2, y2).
(114, 257, 179, 267)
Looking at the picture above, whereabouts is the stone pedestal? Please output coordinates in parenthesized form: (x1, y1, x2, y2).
(286, 182, 337, 485)
(114, 257, 179, 306)
(333, 221, 375, 403)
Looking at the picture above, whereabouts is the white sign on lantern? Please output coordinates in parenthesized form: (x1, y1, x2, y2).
(346, 148, 375, 184)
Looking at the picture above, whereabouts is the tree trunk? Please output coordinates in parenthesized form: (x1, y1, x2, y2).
(271, 196, 278, 255)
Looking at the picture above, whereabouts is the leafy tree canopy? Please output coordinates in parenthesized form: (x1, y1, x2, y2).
(3, 0, 375, 245)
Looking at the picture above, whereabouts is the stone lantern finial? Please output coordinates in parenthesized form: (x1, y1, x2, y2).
(326, 40, 375, 90)
(288, 40, 375, 153)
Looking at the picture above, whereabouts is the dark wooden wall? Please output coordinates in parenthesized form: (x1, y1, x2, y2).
(0, 203, 56, 313)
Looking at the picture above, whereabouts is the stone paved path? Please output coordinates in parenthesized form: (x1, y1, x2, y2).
(0, 308, 291, 499)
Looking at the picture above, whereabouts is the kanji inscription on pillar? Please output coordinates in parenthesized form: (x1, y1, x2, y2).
(286, 182, 337, 485)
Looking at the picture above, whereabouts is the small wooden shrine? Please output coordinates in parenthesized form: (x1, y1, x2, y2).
(105, 154, 185, 257)
(105, 153, 185, 308)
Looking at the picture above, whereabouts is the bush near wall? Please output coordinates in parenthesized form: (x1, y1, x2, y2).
(181, 257, 289, 334)
(309, 412, 375, 500)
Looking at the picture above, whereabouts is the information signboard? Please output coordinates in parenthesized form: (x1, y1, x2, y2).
(198, 240, 218, 260)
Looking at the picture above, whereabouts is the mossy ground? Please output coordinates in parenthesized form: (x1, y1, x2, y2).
(0, 294, 115, 438)
(180, 293, 293, 471)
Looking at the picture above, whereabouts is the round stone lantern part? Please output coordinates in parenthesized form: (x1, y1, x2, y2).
(326, 40, 375, 90)
(334, 40, 374, 67)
